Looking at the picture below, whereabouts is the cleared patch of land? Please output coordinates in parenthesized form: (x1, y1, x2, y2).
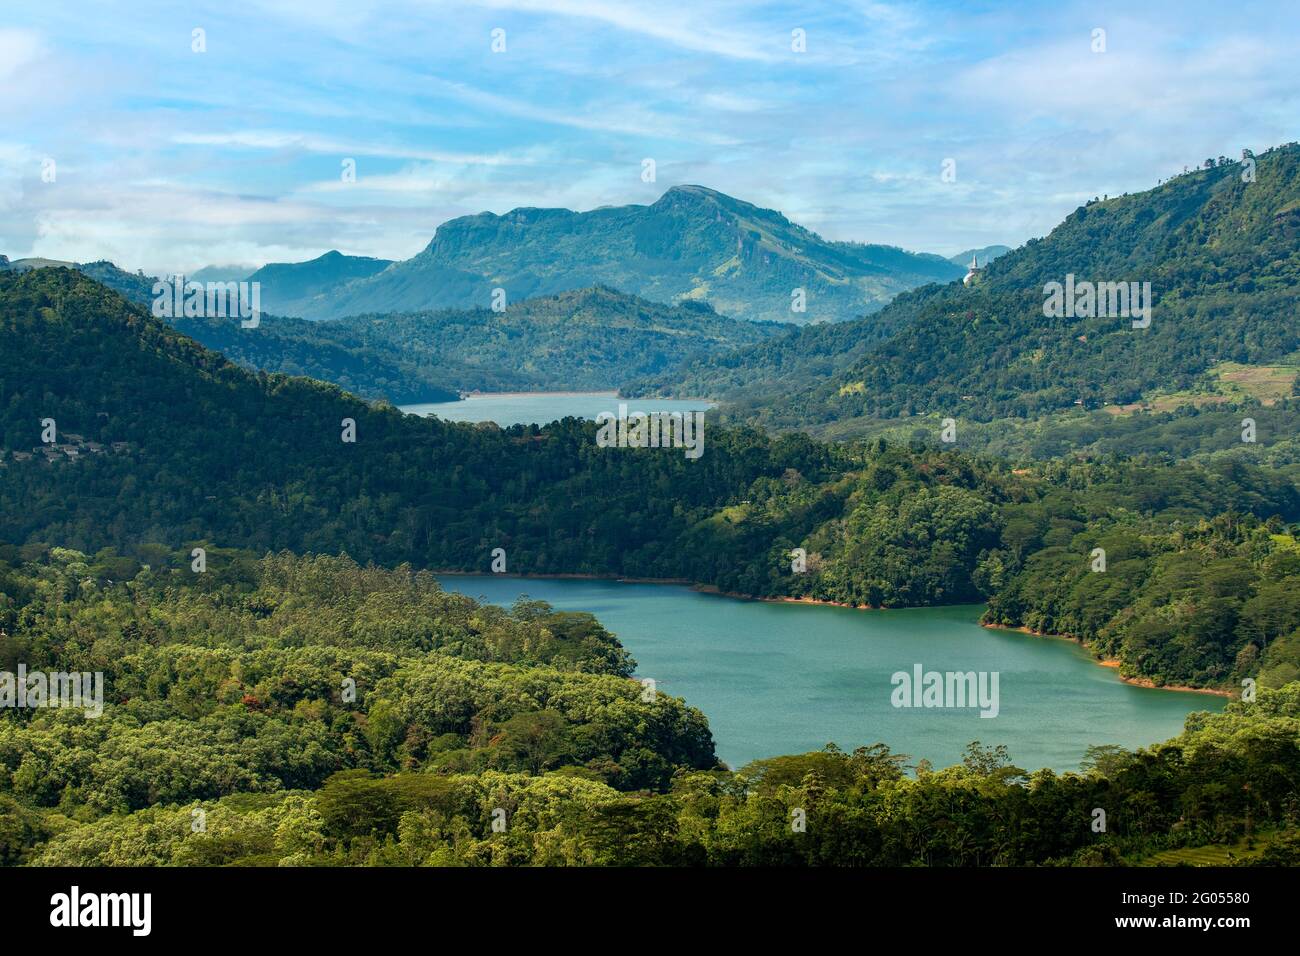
(1105, 361, 1299, 416)
(1139, 835, 1275, 867)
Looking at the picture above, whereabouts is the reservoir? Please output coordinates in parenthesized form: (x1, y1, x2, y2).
(437, 574, 1225, 774)
(401, 391, 715, 426)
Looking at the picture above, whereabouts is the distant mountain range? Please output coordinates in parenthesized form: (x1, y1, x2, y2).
(245, 251, 394, 316)
(169, 286, 782, 402)
(26, 144, 1298, 445)
(227, 186, 962, 324)
(8, 186, 964, 331)
(0, 257, 780, 401)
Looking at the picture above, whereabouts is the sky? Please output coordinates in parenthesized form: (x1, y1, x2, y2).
(2, 0, 1297, 275)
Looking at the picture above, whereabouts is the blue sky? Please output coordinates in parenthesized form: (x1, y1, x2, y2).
(2, 0, 1297, 275)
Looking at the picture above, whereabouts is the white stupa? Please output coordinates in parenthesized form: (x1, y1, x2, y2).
(963, 253, 981, 286)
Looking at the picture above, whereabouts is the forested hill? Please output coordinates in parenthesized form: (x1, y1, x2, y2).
(0, 259, 458, 404)
(295, 185, 963, 324)
(1, 257, 156, 304)
(4, 545, 1298, 866)
(3, 267, 1299, 692)
(823, 143, 1300, 422)
(640, 143, 1300, 431)
(2, 261, 779, 401)
(173, 285, 780, 400)
(0, 267, 832, 578)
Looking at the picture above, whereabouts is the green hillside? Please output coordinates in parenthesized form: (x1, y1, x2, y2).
(0, 544, 1294, 869)
(171, 285, 779, 400)
(3, 267, 1299, 694)
(640, 144, 1300, 446)
(755, 143, 1300, 428)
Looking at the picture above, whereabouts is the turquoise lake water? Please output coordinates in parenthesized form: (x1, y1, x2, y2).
(436, 574, 1225, 774)
(401, 391, 715, 426)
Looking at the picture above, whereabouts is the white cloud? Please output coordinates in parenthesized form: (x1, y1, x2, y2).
(957, 32, 1286, 123)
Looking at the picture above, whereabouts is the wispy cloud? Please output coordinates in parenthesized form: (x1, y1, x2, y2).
(172, 130, 535, 166)
(463, 0, 785, 62)
(424, 77, 747, 145)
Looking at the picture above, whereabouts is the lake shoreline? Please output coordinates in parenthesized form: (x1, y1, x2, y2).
(414, 390, 720, 403)
(699, 587, 893, 610)
(981, 623, 1234, 697)
(436, 569, 1234, 698)
(436, 572, 1226, 771)
(432, 571, 892, 608)
(435, 569, 698, 586)
(401, 391, 719, 426)
(459, 390, 614, 399)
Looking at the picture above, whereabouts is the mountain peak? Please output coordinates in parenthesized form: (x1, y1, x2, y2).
(661, 184, 726, 200)
(275, 187, 963, 323)
(653, 184, 740, 213)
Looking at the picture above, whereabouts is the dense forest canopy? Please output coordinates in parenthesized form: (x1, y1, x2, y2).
(1, 546, 1297, 867)
(43, 262, 780, 403)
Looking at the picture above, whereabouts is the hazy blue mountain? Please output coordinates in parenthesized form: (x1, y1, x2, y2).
(190, 264, 253, 283)
(295, 186, 963, 324)
(246, 250, 394, 317)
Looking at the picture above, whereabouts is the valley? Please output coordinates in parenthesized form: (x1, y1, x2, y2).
(2, 118, 1298, 877)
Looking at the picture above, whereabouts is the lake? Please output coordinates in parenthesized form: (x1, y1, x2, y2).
(436, 574, 1225, 773)
(401, 391, 715, 426)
